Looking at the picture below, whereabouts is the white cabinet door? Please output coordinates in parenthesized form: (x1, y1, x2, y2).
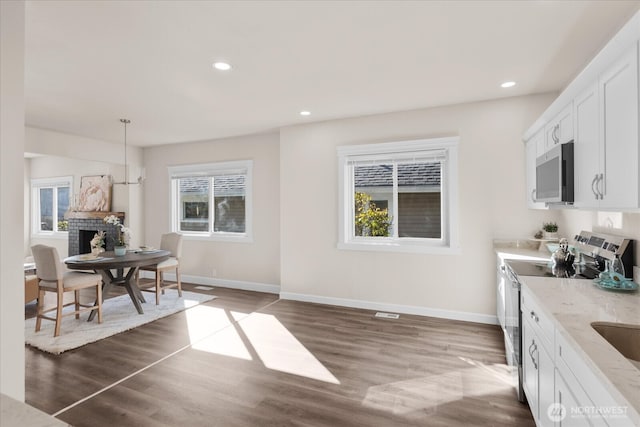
(523, 315, 556, 427)
(573, 84, 601, 208)
(522, 317, 539, 420)
(555, 367, 609, 427)
(538, 343, 555, 427)
(599, 46, 639, 209)
(525, 130, 547, 209)
(545, 103, 574, 151)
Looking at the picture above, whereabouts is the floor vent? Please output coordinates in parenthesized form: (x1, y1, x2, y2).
(374, 312, 400, 319)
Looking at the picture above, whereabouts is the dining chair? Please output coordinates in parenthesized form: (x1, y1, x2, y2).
(136, 233, 183, 305)
(31, 244, 103, 337)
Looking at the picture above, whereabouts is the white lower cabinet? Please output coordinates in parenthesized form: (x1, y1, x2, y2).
(555, 365, 608, 427)
(522, 305, 555, 427)
(521, 284, 634, 427)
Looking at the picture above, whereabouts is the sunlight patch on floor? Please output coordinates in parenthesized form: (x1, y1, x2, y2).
(458, 356, 516, 386)
(192, 325, 253, 360)
(362, 360, 515, 417)
(363, 371, 463, 417)
(234, 311, 341, 384)
(186, 305, 252, 360)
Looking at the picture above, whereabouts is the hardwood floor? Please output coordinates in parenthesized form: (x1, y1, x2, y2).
(25, 284, 534, 426)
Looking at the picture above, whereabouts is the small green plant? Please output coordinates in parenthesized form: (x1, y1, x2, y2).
(354, 192, 392, 237)
(542, 222, 558, 233)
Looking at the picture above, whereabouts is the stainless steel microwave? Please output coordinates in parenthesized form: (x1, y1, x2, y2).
(535, 141, 574, 204)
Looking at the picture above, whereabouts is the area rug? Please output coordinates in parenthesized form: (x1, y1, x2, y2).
(25, 290, 216, 354)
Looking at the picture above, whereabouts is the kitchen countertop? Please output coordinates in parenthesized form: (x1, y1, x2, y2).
(494, 239, 551, 262)
(520, 275, 640, 424)
(1, 394, 68, 427)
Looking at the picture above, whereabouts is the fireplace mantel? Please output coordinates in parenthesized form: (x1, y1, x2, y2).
(65, 211, 124, 220)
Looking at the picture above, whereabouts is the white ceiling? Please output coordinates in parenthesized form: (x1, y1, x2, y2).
(25, 0, 640, 147)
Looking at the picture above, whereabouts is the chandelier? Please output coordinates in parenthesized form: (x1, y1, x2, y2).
(113, 118, 144, 185)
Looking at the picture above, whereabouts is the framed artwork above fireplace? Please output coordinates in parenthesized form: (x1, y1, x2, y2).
(78, 175, 111, 211)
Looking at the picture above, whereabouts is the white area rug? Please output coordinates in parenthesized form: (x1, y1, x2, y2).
(25, 290, 216, 354)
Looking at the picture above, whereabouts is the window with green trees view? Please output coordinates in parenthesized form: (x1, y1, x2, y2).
(338, 138, 459, 254)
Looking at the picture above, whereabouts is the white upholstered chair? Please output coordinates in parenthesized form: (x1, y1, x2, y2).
(136, 233, 183, 305)
(31, 244, 103, 337)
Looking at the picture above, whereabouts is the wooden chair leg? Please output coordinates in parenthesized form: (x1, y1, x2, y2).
(176, 266, 182, 297)
(35, 289, 44, 332)
(74, 289, 80, 319)
(96, 282, 103, 324)
(155, 271, 161, 305)
(54, 287, 64, 337)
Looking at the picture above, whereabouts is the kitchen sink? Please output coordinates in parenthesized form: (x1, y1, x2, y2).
(591, 322, 640, 369)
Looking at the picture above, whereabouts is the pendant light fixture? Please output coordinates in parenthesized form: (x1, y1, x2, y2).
(113, 118, 144, 185)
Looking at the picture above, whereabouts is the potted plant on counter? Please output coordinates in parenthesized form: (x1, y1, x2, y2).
(542, 222, 559, 240)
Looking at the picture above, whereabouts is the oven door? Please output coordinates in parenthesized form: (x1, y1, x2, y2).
(504, 265, 526, 402)
(504, 267, 520, 367)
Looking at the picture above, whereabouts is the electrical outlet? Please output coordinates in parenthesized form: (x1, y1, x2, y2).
(634, 266, 639, 283)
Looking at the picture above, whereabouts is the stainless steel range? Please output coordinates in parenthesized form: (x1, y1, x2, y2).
(500, 230, 634, 404)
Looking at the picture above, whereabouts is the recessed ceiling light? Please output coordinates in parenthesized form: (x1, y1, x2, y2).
(300, 111, 311, 116)
(213, 62, 232, 71)
(501, 81, 516, 88)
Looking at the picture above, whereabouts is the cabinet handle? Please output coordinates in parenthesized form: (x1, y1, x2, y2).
(552, 124, 560, 144)
(529, 340, 538, 370)
(530, 311, 539, 323)
(597, 173, 604, 200)
(531, 189, 537, 203)
(591, 174, 599, 199)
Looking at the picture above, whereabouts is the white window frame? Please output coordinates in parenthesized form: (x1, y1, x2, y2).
(31, 176, 73, 239)
(337, 137, 459, 254)
(168, 160, 253, 243)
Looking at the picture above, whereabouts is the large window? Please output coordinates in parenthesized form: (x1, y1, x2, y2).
(338, 137, 459, 254)
(169, 160, 253, 242)
(31, 176, 72, 236)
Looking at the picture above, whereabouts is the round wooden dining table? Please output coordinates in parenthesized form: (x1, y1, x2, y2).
(65, 250, 170, 321)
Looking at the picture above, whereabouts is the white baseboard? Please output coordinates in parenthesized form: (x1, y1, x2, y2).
(139, 271, 280, 295)
(139, 271, 497, 325)
(279, 291, 499, 325)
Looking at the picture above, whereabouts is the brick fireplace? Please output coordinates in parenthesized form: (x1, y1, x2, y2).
(66, 211, 125, 256)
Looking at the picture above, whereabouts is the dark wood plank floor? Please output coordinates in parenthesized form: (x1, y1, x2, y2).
(25, 284, 534, 426)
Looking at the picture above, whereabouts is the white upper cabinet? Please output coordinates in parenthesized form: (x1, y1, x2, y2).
(574, 46, 640, 209)
(573, 84, 600, 208)
(544, 103, 573, 151)
(525, 130, 547, 209)
(599, 46, 639, 209)
(524, 10, 640, 211)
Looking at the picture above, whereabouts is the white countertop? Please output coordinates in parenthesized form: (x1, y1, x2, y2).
(520, 275, 640, 423)
(494, 239, 551, 263)
(1, 394, 68, 427)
